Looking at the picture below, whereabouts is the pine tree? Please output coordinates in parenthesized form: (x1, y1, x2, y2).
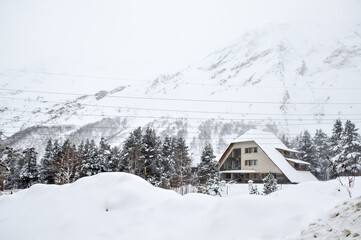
(79, 139, 91, 177)
(173, 137, 192, 188)
(78, 139, 99, 177)
(159, 136, 177, 189)
(109, 146, 121, 172)
(98, 137, 111, 173)
(19, 147, 39, 188)
(87, 139, 100, 176)
(121, 127, 143, 176)
(313, 129, 330, 180)
(330, 119, 344, 157)
(329, 119, 344, 178)
(1, 147, 22, 189)
(297, 130, 317, 176)
(279, 134, 291, 148)
(263, 172, 278, 195)
(39, 139, 57, 184)
(197, 144, 219, 195)
(289, 133, 302, 150)
(141, 128, 162, 185)
(338, 120, 361, 176)
(52, 140, 62, 182)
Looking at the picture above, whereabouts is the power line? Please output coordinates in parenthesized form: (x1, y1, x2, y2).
(2, 109, 360, 122)
(1, 67, 360, 90)
(1, 96, 361, 116)
(1, 88, 361, 105)
(2, 131, 297, 140)
(2, 121, 360, 130)
(0, 67, 149, 83)
(1, 119, 338, 136)
(0, 134, 304, 143)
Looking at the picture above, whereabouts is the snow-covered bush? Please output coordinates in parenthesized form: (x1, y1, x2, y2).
(249, 185, 260, 195)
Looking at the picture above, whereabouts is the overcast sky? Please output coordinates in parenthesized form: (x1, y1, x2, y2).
(0, 0, 360, 80)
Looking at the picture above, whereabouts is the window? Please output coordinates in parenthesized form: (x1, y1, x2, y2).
(221, 148, 242, 170)
(221, 157, 241, 170)
(231, 148, 242, 159)
(245, 160, 258, 166)
(251, 173, 259, 179)
(245, 147, 258, 153)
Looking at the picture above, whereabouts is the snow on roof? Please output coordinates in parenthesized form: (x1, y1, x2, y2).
(220, 170, 257, 174)
(285, 158, 311, 165)
(276, 147, 301, 153)
(231, 129, 317, 183)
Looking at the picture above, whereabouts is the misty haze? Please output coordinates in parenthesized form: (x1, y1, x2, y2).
(0, 0, 360, 239)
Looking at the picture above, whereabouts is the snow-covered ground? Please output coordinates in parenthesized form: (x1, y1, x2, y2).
(0, 173, 360, 240)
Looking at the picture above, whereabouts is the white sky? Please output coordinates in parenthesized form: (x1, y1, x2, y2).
(0, 0, 360, 81)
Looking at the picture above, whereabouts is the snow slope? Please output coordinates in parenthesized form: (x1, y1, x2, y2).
(0, 173, 360, 240)
(297, 196, 361, 239)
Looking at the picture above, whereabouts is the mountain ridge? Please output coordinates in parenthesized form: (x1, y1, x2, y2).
(1, 24, 361, 161)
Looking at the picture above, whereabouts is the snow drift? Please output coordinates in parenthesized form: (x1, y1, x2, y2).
(0, 173, 360, 240)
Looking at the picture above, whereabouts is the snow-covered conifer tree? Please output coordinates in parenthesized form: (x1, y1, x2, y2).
(87, 139, 100, 176)
(98, 137, 111, 172)
(159, 136, 176, 189)
(297, 130, 317, 176)
(173, 137, 192, 187)
(79, 139, 91, 177)
(262, 172, 277, 195)
(120, 127, 142, 176)
(197, 144, 219, 195)
(330, 119, 344, 157)
(141, 128, 161, 185)
(338, 120, 361, 176)
(39, 139, 57, 184)
(313, 129, 330, 180)
(19, 147, 39, 188)
(109, 146, 121, 172)
(1, 147, 22, 189)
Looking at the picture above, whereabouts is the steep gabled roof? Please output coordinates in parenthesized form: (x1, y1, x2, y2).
(227, 129, 317, 183)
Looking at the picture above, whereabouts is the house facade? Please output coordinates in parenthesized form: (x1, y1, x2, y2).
(218, 129, 317, 183)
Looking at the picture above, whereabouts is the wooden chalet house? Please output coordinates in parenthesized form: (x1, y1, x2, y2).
(218, 129, 317, 183)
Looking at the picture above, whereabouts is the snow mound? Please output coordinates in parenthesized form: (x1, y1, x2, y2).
(297, 197, 361, 239)
(0, 173, 360, 240)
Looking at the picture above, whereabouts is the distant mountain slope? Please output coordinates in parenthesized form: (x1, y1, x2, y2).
(1, 24, 361, 161)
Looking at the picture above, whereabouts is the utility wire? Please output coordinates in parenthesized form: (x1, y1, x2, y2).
(1, 88, 361, 105)
(1, 96, 361, 116)
(0, 67, 360, 90)
(2, 121, 360, 130)
(1, 109, 360, 121)
(0, 67, 149, 83)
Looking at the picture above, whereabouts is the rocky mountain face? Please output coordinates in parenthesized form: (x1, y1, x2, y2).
(1, 24, 361, 161)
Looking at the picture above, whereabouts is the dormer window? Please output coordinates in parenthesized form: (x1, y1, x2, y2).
(276, 148, 298, 159)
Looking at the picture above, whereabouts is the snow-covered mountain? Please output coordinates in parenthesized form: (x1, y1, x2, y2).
(1, 24, 361, 160)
